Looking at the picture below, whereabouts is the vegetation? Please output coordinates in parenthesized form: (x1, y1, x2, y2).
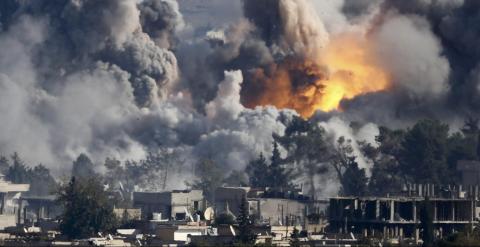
(236, 196, 255, 244)
(57, 176, 117, 239)
(2, 152, 57, 196)
(71, 153, 97, 180)
(246, 117, 480, 198)
(189, 159, 225, 202)
(246, 142, 295, 192)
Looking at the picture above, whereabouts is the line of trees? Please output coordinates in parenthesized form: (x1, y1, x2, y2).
(0, 153, 57, 196)
(244, 116, 480, 197)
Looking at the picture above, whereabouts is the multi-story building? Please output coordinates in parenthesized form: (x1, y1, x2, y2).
(328, 184, 479, 241)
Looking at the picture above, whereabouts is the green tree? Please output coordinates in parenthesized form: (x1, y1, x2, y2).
(269, 141, 291, 190)
(6, 152, 30, 183)
(57, 176, 117, 239)
(236, 196, 255, 244)
(0, 155, 9, 175)
(330, 137, 368, 196)
(340, 158, 368, 196)
(461, 117, 480, 158)
(400, 119, 451, 184)
(4, 153, 57, 196)
(71, 153, 96, 180)
(29, 164, 57, 196)
(365, 127, 405, 195)
(245, 153, 270, 188)
(275, 116, 331, 197)
(189, 159, 224, 202)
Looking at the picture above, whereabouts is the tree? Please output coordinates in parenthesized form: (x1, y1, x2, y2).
(275, 116, 331, 196)
(57, 176, 117, 239)
(461, 116, 480, 158)
(340, 158, 368, 196)
(236, 196, 255, 244)
(29, 164, 57, 196)
(400, 119, 451, 184)
(71, 153, 96, 180)
(4, 153, 57, 196)
(189, 159, 224, 202)
(269, 141, 291, 190)
(6, 152, 30, 183)
(245, 153, 270, 188)
(420, 196, 434, 247)
(330, 137, 368, 196)
(0, 155, 9, 175)
(366, 127, 406, 195)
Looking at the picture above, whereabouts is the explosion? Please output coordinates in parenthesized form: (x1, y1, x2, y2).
(243, 34, 391, 118)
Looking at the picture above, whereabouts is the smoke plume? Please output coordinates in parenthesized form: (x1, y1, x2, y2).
(1, 0, 479, 197)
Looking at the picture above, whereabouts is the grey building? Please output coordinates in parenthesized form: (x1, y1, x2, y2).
(328, 184, 479, 241)
(133, 190, 206, 220)
(214, 187, 325, 226)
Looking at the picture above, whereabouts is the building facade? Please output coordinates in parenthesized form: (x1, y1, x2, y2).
(329, 184, 479, 240)
(133, 190, 205, 220)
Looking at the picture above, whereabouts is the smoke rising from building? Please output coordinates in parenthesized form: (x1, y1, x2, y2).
(0, 0, 478, 196)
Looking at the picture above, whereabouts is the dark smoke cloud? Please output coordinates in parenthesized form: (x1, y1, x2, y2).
(329, 0, 480, 127)
(139, 0, 184, 49)
(0, 0, 299, 190)
(3, 0, 480, 196)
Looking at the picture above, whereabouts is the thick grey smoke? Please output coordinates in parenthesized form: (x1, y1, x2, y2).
(2, 0, 480, 196)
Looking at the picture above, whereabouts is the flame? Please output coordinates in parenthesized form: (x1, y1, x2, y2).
(243, 34, 391, 118)
(316, 35, 390, 112)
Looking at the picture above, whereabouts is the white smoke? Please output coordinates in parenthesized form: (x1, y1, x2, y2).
(319, 117, 378, 173)
(372, 13, 450, 97)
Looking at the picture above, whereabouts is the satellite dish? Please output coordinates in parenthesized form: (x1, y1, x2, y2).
(204, 207, 215, 221)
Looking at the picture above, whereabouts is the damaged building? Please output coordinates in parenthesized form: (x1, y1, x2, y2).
(133, 190, 206, 221)
(215, 187, 328, 229)
(328, 184, 479, 241)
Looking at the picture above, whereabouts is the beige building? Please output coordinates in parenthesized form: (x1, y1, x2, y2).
(0, 174, 29, 229)
(214, 187, 325, 227)
(133, 190, 205, 220)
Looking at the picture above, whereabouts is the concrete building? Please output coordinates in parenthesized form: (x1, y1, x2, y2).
(133, 190, 205, 220)
(328, 184, 479, 241)
(0, 174, 29, 230)
(19, 195, 62, 224)
(214, 187, 326, 227)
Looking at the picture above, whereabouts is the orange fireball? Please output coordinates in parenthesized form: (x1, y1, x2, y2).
(243, 33, 391, 118)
